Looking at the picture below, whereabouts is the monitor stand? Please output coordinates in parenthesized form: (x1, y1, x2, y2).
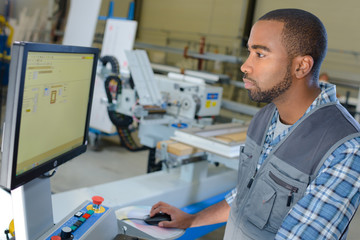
(11, 177, 54, 240)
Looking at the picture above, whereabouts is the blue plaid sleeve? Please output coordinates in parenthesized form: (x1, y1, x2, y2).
(275, 137, 360, 240)
(225, 188, 237, 206)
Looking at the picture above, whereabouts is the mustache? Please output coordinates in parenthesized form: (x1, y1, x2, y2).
(242, 72, 256, 83)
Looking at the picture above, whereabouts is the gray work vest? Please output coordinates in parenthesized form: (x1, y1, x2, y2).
(224, 102, 360, 240)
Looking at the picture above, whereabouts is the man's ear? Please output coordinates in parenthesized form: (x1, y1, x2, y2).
(293, 55, 314, 79)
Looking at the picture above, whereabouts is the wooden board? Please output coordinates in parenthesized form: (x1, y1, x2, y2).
(156, 140, 202, 156)
(214, 131, 247, 143)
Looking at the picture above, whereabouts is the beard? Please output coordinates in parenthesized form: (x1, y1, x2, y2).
(245, 65, 292, 103)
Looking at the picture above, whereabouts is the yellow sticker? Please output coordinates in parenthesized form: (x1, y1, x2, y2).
(87, 204, 106, 214)
(206, 101, 211, 108)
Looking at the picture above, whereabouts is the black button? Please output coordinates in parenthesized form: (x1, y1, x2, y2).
(73, 221, 83, 227)
(60, 226, 72, 239)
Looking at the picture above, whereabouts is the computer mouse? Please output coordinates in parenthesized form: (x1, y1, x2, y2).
(144, 213, 172, 225)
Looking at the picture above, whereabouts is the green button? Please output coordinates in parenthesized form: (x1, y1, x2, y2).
(87, 210, 94, 215)
(79, 217, 86, 223)
(70, 225, 78, 232)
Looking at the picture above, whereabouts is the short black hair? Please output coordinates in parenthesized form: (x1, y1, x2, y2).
(259, 9, 327, 79)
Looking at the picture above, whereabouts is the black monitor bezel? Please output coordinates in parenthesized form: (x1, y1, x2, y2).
(4, 42, 99, 190)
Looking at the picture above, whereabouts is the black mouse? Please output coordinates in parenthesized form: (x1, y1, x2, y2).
(144, 213, 171, 225)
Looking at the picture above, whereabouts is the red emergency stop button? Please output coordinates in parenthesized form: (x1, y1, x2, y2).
(92, 196, 104, 205)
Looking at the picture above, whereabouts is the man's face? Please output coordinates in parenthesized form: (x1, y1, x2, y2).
(241, 20, 293, 103)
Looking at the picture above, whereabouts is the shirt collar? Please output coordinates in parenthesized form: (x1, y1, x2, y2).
(313, 82, 339, 105)
(273, 82, 339, 125)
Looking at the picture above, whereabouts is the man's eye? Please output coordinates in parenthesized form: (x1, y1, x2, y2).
(257, 52, 265, 58)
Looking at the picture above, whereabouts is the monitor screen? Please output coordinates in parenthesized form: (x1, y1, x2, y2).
(0, 42, 99, 190)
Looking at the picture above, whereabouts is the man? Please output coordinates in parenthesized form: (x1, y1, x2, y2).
(150, 9, 360, 239)
(319, 72, 330, 83)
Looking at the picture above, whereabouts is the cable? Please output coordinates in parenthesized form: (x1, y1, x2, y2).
(108, 109, 133, 128)
(116, 126, 147, 152)
(100, 55, 120, 75)
(100, 57, 146, 152)
(119, 217, 145, 222)
(104, 75, 134, 128)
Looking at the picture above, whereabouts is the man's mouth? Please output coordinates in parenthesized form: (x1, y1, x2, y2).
(243, 78, 255, 89)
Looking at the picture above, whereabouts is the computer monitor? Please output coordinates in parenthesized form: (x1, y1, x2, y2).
(0, 41, 99, 190)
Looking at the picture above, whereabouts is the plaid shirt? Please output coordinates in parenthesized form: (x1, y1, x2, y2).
(226, 82, 360, 239)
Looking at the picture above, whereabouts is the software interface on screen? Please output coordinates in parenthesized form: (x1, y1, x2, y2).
(16, 51, 95, 176)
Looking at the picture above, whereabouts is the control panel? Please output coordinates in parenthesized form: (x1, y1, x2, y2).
(41, 196, 118, 240)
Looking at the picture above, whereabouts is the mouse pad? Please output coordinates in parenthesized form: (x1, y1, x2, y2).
(115, 206, 185, 239)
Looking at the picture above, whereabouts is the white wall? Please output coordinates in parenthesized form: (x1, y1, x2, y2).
(137, 0, 248, 61)
(134, 0, 248, 79)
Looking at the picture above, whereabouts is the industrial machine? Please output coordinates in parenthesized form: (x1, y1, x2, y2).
(90, 49, 223, 171)
(92, 50, 223, 143)
(126, 50, 222, 143)
(41, 196, 118, 240)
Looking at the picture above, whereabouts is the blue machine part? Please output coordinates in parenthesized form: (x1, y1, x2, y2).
(98, 0, 135, 21)
(177, 190, 231, 239)
(127, 1, 135, 20)
(171, 122, 188, 129)
(207, 93, 219, 100)
(161, 102, 168, 109)
(46, 203, 110, 240)
(89, 127, 117, 136)
(0, 34, 10, 85)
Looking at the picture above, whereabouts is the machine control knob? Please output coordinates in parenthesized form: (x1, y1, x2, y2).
(92, 195, 104, 211)
(60, 226, 72, 239)
(51, 236, 61, 240)
(92, 196, 104, 205)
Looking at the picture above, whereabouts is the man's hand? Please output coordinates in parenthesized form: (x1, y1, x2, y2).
(150, 199, 230, 229)
(150, 201, 195, 229)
